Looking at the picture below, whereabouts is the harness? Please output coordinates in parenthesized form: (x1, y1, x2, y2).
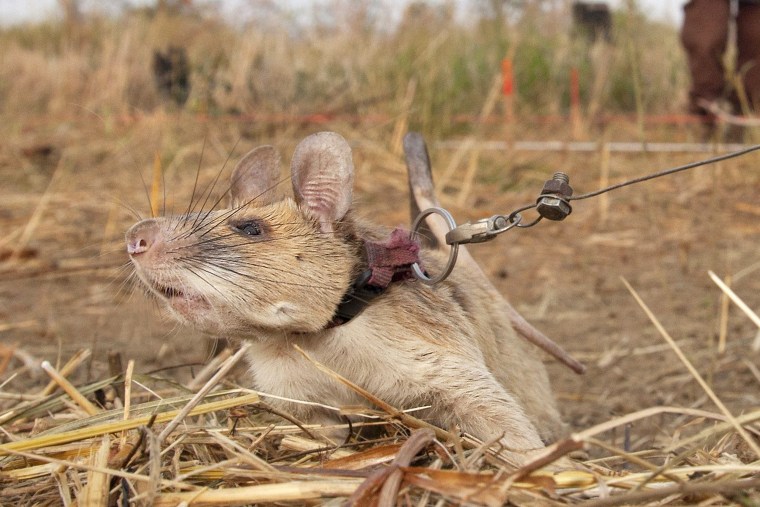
(329, 228, 422, 326)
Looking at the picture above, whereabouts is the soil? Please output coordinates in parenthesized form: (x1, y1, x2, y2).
(2, 116, 759, 453)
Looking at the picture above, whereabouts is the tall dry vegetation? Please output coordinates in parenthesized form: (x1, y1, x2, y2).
(0, 1, 686, 137)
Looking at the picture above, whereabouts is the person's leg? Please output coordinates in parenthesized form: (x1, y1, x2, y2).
(735, 1, 760, 111)
(681, 0, 731, 114)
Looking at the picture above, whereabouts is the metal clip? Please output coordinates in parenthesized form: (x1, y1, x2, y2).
(445, 214, 521, 245)
(410, 208, 521, 285)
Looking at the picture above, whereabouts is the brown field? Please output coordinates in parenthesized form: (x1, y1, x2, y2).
(1, 3, 759, 505)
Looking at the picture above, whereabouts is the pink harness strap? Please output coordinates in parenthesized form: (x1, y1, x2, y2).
(364, 228, 422, 287)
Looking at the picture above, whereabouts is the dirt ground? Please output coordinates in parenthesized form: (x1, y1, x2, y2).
(2, 115, 759, 453)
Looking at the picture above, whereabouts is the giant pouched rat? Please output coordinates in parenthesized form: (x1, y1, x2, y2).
(126, 131, 565, 462)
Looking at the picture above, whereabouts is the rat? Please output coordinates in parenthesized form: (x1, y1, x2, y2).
(126, 131, 565, 463)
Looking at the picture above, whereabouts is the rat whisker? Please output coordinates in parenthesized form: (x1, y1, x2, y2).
(190, 138, 241, 230)
(179, 257, 343, 292)
(182, 135, 207, 220)
(189, 177, 291, 239)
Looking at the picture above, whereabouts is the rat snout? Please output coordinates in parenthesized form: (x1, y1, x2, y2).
(126, 219, 161, 255)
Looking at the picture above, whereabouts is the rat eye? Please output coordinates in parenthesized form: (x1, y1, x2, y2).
(231, 220, 262, 237)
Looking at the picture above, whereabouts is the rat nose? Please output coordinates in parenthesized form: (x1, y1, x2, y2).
(126, 219, 160, 255)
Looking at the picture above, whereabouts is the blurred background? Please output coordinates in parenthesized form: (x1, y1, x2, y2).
(0, 0, 691, 135)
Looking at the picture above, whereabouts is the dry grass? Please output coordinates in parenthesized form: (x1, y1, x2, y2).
(0, 337, 758, 505)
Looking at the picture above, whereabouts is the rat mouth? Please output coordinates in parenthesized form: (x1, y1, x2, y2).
(152, 283, 209, 309)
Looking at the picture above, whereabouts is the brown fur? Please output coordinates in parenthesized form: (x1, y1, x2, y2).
(126, 132, 564, 462)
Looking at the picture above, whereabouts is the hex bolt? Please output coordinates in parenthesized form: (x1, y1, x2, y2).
(541, 173, 573, 198)
(536, 172, 573, 221)
(536, 196, 572, 220)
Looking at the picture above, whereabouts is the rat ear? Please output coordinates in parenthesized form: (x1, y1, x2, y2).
(291, 132, 354, 233)
(229, 145, 281, 208)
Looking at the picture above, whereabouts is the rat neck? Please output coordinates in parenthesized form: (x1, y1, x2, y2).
(327, 228, 422, 328)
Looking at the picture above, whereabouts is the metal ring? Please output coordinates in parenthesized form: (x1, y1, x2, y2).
(410, 207, 459, 285)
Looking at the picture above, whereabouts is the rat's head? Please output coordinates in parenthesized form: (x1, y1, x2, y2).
(125, 132, 360, 336)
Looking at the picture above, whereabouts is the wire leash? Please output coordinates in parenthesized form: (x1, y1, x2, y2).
(410, 143, 760, 284)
